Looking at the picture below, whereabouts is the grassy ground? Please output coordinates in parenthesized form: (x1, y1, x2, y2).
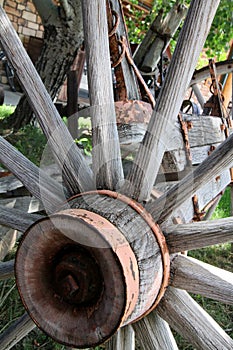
(0, 106, 232, 349)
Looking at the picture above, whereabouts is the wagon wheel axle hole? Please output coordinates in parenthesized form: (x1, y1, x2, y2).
(52, 245, 104, 306)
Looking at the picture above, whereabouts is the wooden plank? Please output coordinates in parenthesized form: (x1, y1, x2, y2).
(165, 216, 233, 252)
(81, 0, 124, 190)
(123, 0, 221, 201)
(0, 6, 94, 195)
(0, 313, 35, 350)
(0, 205, 42, 232)
(105, 326, 135, 350)
(0, 259, 14, 280)
(0, 228, 17, 261)
(157, 287, 233, 350)
(0, 137, 66, 213)
(133, 312, 178, 350)
(170, 254, 233, 304)
(148, 125, 233, 223)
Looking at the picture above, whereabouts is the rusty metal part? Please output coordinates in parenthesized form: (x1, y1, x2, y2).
(115, 99, 152, 124)
(122, 36, 155, 108)
(208, 145, 216, 156)
(106, 0, 128, 101)
(67, 190, 170, 322)
(15, 209, 139, 348)
(192, 194, 206, 221)
(178, 113, 192, 167)
(203, 59, 230, 138)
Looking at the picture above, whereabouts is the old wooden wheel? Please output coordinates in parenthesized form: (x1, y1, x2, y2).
(0, 1, 233, 349)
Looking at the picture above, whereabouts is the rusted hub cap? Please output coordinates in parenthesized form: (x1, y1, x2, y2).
(15, 209, 139, 348)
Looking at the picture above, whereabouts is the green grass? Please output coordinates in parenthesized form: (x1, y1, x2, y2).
(0, 104, 15, 120)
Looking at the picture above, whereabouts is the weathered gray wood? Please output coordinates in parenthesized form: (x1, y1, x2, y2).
(157, 287, 233, 350)
(0, 205, 42, 232)
(133, 312, 178, 350)
(148, 127, 233, 222)
(140, 3, 187, 73)
(123, 0, 220, 201)
(105, 326, 135, 350)
(0, 6, 94, 194)
(0, 175, 23, 194)
(0, 259, 14, 280)
(165, 216, 233, 252)
(0, 137, 66, 213)
(190, 59, 233, 86)
(81, 0, 124, 190)
(0, 313, 35, 350)
(170, 254, 233, 304)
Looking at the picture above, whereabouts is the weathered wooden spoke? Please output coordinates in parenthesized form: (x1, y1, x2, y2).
(157, 287, 233, 350)
(0, 313, 35, 350)
(165, 216, 233, 252)
(0, 205, 42, 232)
(133, 311, 178, 350)
(170, 254, 233, 304)
(0, 0, 232, 349)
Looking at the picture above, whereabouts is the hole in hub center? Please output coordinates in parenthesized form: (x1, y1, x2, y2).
(52, 244, 104, 306)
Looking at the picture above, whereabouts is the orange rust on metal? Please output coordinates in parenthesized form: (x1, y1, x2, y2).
(16, 209, 139, 348)
(186, 121, 193, 130)
(208, 145, 216, 156)
(178, 113, 192, 166)
(122, 36, 155, 108)
(192, 194, 206, 221)
(115, 99, 152, 124)
(106, 0, 127, 101)
(67, 190, 170, 321)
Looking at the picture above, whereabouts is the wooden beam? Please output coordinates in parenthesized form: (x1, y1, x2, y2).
(105, 326, 135, 350)
(170, 254, 233, 304)
(0, 137, 66, 213)
(133, 312, 178, 350)
(0, 259, 14, 280)
(0, 6, 94, 195)
(81, 0, 124, 190)
(123, 0, 220, 201)
(0, 205, 42, 232)
(0, 313, 35, 350)
(157, 287, 233, 350)
(165, 217, 233, 252)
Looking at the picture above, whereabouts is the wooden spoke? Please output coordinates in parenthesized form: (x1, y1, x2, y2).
(0, 205, 42, 232)
(165, 217, 233, 252)
(0, 137, 66, 213)
(81, 0, 124, 190)
(123, 0, 220, 201)
(0, 7, 94, 195)
(147, 132, 233, 222)
(157, 287, 233, 350)
(133, 312, 178, 350)
(170, 254, 233, 304)
(0, 313, 35, 350)
(105, 326, 135, 350)
(0, 260, 14, 280)
(190, 59, 233, 85)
